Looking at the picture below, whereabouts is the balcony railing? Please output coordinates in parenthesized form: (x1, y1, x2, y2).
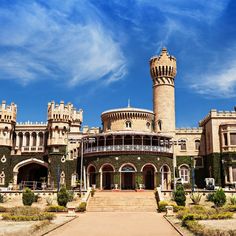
(21, 146, 45, 152)
(222, 146, 236, 152)
(84, 145, 172, 154)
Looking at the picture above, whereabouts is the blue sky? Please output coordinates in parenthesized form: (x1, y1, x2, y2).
(0, 0, 235, 128)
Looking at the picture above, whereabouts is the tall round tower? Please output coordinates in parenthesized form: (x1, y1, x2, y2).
(150, 48, 177, 135)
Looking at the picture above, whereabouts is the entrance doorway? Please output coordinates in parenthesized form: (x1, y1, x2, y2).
(88, 165, 96, 187)
(102, 164, 114, 190)
(143, 165, 155, 189)
(17, 163, 48, 189)
(121, 164, 136, 190)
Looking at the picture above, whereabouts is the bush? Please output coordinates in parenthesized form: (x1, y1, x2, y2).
(222, 204, 236, 212)
(91, 188, 95, 197)
(0, 206, 7, 212)
(213, 188, 226, 207)
(174, 185, 186, 206)
(206, 193, 214, 202)
(75, 202, 87, 212)
(2, 206, 55, 221)
(68, 191, 74, 202)
(45, 205, 67, 212)
(57, 186, 69, 207)
(0, 193, 3, 203)
(157, 201, 169, 212)
(190, 192, 202, 205)
(22, 188, 35, 206)
(229, 195, 236, 205)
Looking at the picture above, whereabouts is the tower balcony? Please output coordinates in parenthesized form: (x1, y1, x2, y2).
(82, 132, 173, 157)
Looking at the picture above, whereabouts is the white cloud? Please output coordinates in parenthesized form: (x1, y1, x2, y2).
(191, 59, 236, 98)
(0, 1, 127, 86)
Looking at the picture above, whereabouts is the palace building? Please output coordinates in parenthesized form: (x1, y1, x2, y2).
(0, 48, 236, 190)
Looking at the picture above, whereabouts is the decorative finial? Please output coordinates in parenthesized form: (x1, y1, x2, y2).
(128, 99, 131, 108)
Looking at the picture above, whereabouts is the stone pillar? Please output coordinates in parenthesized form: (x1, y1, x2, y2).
(229, 166, 233, 183)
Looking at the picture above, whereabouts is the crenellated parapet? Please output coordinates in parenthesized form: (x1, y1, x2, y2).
(199, 109, 236, 126)
(47, 101, 83, 146)
(0, 101, 17, 147)
(150, 47, 177, 86)
(175, 127, 203, 134)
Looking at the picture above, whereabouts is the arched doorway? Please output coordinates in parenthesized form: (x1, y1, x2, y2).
(160, 165, 171, 190)
(88, 165, 97, 187)
(142, 164, 155, 189)
(13, 159, 48, 190)
(101, 164, 114, 190)
(120, 164, 136, 190)
(18, 163, 48, 189)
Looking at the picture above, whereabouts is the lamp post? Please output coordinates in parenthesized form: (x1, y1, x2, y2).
(191, 156, 195, 192)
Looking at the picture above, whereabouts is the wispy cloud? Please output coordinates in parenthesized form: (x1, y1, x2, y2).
(0, 1, 127, 86)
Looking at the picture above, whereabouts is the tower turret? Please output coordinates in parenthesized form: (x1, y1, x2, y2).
(150, 48, 177, 135)
(47, 101, 83, 146)
(0, 100, 17, 146)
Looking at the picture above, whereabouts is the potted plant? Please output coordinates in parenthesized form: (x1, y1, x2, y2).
(136, 175, 144, 191)
(41, 177, 47, 190)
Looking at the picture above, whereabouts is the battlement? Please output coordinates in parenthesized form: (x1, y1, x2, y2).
(175, 127, 203, 134)
(150, 48, 177, 80)
(16, 121, 47, 126)
(199, 108, 236, 126)
(47, 101, 83, 124)
(0, 100, 17, 123)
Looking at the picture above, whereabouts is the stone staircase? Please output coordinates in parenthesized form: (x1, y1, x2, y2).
(87, 191, 157, 212)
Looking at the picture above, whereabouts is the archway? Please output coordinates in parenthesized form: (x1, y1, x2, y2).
(18, 163, 48, 189)
(87, 165, 97, 187)
(13, 159, 48, 190)
(101, 164, 114, 190)
(120, 164, 136, 190)
(160, 165, 171, 190)
(142, 164, 155, 189)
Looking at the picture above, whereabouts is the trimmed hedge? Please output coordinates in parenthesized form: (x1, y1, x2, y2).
(45, 205, 67, 212)
(75, 202, 86, 212)
(1, 206, 55, 221)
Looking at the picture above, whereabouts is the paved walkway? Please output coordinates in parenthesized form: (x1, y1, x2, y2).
(46, 212, 179, 236)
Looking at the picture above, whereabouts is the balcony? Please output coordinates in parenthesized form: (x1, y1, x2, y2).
(84, 144, 172, 156)
(21, 146, 45, 153)
(222, 146, 236, 153)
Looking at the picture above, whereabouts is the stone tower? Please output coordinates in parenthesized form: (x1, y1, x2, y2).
(47, 101, 83, 146)
(0, 101, 17, 147)
(150, 48, 177, 135)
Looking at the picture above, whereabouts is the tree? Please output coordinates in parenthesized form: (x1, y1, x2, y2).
(57, 186, 69, 207)
(22, 188, 35, 206)
(213, 188, 226, 207)
(174, 184, 186, 206)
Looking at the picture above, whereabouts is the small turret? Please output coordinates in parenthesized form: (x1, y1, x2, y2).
(47, 101, 83, 146)
(150, 48, 177, 135)
(0, 101, 17, 146)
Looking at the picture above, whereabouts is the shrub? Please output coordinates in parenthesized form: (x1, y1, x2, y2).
(190, 192, 202, 205)
(75, 202, 87, 212)
(68, 191, 74, 202)
(0, 206, 7, 212)
(1, 206, 55, 221)
(157, 201, 169, 212)
(57, 186, 69, 207)
(222, 204, 236, 212)
(229, 195, 236, 205)
(213, 188, 226, 207)
(0, 193, 3, 203)
(91, 188, 95, 197)
(22, 188, 35, 206)
(45, 205, 67, 212)
(46, 196, 54, 206)
(206, 193, 214, 202)
(182, 214, 194, 226)
(174, 185, 186, 206)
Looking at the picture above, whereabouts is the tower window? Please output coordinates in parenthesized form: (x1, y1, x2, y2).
(125, 121, 132, 128)
(195, 140, 200, 151)
(158, 120, 162, 131)
(107, 120, 111, 130)
(179, 139, 187, 151)
(146, 122, 150, 129)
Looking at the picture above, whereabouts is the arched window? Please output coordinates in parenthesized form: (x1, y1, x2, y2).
(107, 120, 111, 130)
(179, 139, 187, 151)
(146, 122, 150, 129)
(0, 171, 5, 185)
(179, 165, 190, 183)
(195, 140, 200, 151)
(158, 120, 162, 131)
(60, 171, 65, 185)
(125, 121, 132, 128)
(25, 132, 30, 146)
(32, 132, 37, 146)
